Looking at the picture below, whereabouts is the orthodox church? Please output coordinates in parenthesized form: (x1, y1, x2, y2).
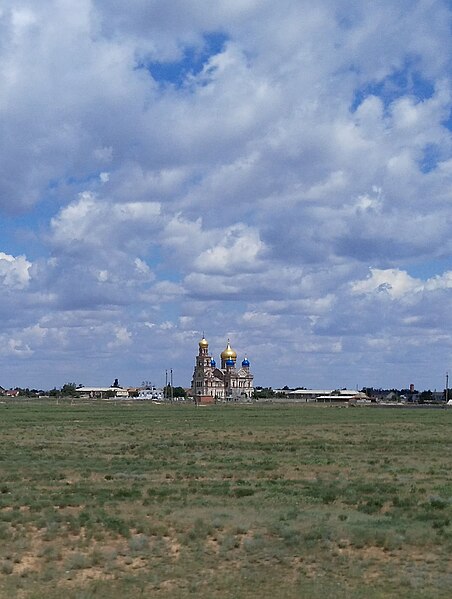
(191, 336, 254, 403)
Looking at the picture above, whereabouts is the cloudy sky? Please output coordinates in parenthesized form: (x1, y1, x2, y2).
(1, 0, 452, 391)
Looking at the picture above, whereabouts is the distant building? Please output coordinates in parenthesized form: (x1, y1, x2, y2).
(137, 388, 163, 400)
(191, 336, 254, 404)
(285, 389, 366, 402)
(75, 386, 129, 399)
(0, 387, 20, 397)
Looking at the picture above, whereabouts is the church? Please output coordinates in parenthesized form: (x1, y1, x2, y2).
(191, 336, 254, 403)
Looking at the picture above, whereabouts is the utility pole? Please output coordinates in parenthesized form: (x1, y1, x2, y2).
(446, 371, 449, 403)
(165, 370, 168, 400)
(170, 369, 173, 402)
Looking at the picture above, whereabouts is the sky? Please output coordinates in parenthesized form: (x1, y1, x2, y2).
(1, 0, 452, 391)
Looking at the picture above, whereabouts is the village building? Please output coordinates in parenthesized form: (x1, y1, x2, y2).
(191, 336, 254, 404)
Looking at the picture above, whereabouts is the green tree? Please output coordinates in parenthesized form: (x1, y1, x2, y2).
(163, 385, 186, 399)
(61, 383, 77, 396)
(253, 387, 275, 399)
(419, 390, 432, 403)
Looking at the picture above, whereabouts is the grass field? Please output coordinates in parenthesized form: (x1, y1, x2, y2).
(0, 400, 451, 598)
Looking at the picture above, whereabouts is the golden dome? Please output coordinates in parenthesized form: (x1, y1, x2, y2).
(221, 339, 237, 360)
(199, 336, 209, 348)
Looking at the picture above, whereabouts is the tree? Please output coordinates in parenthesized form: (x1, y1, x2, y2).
(61, 383, 77, 396)
(253, 387, 275, 399)
(162, 385, 186, 399)
(419, 390, 432, 404)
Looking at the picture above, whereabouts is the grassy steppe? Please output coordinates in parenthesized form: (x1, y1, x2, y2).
(0, 401, 451, 598)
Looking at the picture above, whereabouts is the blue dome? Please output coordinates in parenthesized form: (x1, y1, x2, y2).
(211, 358, 216, 367)
(226, 357, 234, 367)
(242, 358, 250, 367)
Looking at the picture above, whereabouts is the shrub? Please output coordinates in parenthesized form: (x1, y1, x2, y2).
(232, 487, 255, 498)
(65, 552, 90, 570)
(0, 560, 13, 575)
(429, 496, 448, 510)
(128, 534, 149, 553)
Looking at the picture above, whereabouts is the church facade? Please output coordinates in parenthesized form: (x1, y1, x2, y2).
(191, 336, 254, 403)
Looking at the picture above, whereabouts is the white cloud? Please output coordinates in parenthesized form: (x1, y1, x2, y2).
(352, 268, 452, 299)
(241, 311, 280, 328)
(0, 252, 31, 289)
(194, 224, 265, 274)
(424, 271, 452, 291)
(97, 270, 108, 282)
(50, 193, 162, 248)
(5, 338, 33, 357)
(351, 268, 421, 299)
(107, 326, 132, 349)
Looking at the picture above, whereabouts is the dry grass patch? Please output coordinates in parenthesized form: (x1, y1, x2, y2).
(0, 401, 451, 598)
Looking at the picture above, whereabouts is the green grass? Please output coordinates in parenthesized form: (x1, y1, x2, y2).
(0, 400, 451, 598)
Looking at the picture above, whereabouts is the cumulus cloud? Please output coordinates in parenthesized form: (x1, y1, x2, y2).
(107, 325, 132, 349)
(351, 268, 421, 299)
(194, 224, 265, 274)
(50, 192, 162, 249)
(0, 252, 31, 289)
(351, 268, 452, 299)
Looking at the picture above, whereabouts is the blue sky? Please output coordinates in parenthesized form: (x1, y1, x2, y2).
(144, 32, 228, 86)
(1, 0, 452, 391)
